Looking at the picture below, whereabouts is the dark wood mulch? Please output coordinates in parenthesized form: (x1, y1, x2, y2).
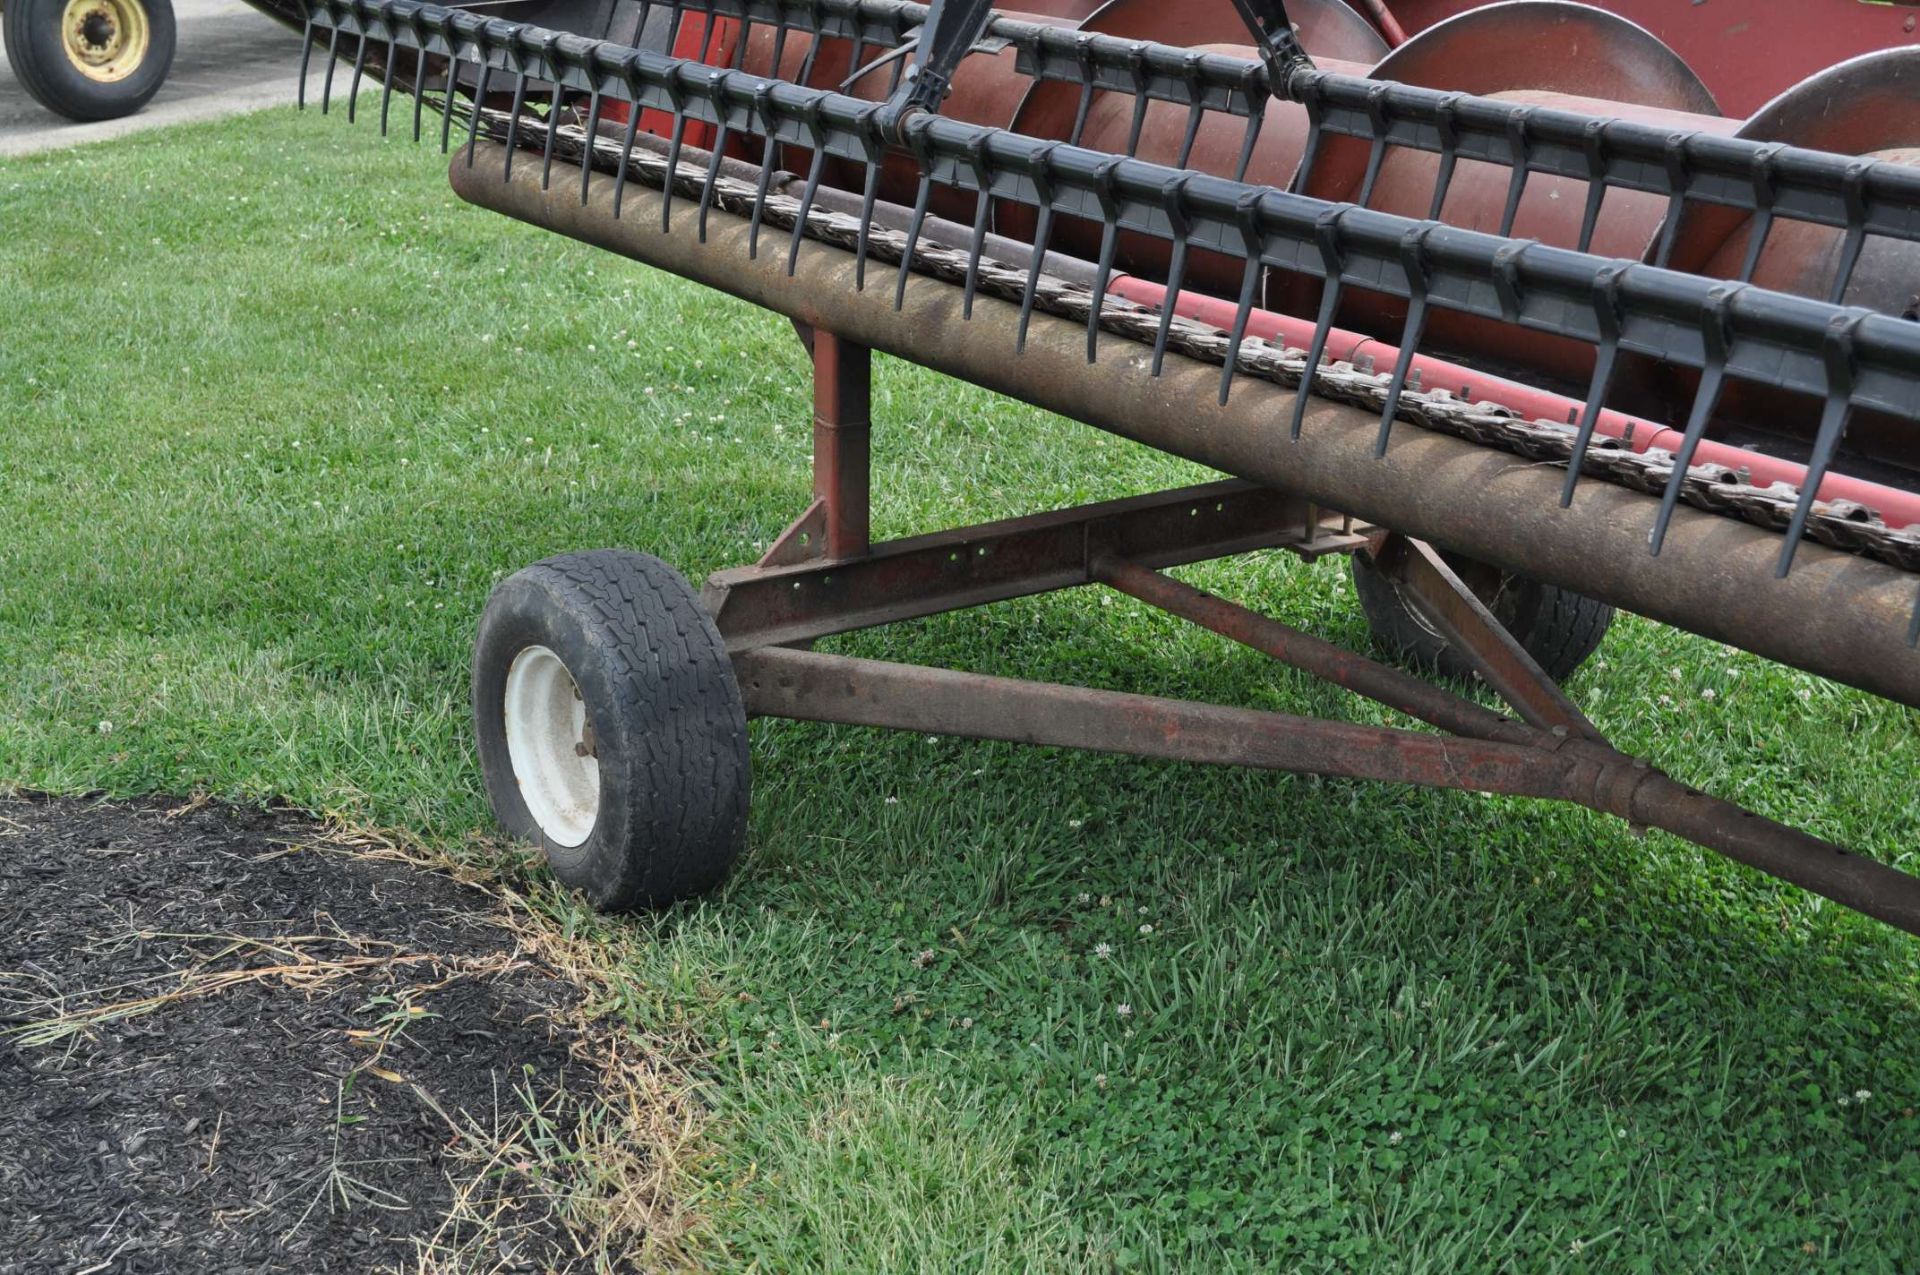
(0, 794, 602, 1275)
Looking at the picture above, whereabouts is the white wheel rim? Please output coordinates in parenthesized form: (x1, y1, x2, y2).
(503, 645, 599, 847)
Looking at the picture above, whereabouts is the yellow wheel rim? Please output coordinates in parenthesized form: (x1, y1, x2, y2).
(60, 0, 150, 84)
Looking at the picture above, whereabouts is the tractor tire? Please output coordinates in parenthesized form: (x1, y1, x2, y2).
(1350, 548, 1613, 685)
(4, 0, 175, 121)
(472, 550, 750, 910)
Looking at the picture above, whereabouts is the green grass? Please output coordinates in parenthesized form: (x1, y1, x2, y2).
(5, 108, 1920, 1273)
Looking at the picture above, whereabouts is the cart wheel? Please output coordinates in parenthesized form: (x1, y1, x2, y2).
(472, 550, 750, 910)
(3, 0, 175, 122)
(1350, 549, 1613, 684)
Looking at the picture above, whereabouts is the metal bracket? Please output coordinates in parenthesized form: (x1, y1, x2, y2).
(1227, 0, 1314, 87)
(877, 0, 997, 140)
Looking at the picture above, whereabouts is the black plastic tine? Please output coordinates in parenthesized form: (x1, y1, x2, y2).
(1735, 143, 1782, 283)
(655, 67, 690, 227)
(1776, 311, 1868, 578)
(1575, 119, 1609, 254)
(960, 134, 994, 319)
(1648, 285, 1740, 554)
(346, 24, 371, 124)
(886, 36, 908, 93)
(788, 98, 832, 276)
(626, 0, 652, 45)
(1175, 53, 1205, 169)
(769, 13, 793, 82)
(501, 70, 529, 180)
(1150, 175, 1195, 376)
(1217, 189, 1268, 406)
(1231, 69, 1266, 183)
(1374, 224, 1437, 455)
(613, 60, 647, 220)
(1559, 263, 1628, 507)
(540, 79, 564, 190)
(1086, 157, 1126, 362)
(1017, 143, 1063, 354)
(894, 122, 939, 311)
(1828, 160, 1872, 304)
(410, 19, 429, 143)
(1422, 92, 1462, 220)
(696, 69, 731, 242)
(1496, 107, 1530, 238)
(665, 1, 687, 55)
(578, 88, 605, 202)
(465, 61, 493, 167)
(1288, 85, 1323, 194)
(1290, 207, 1347, 441)
(748, 83, 781, 260)
(438, 50, 460, 154)
(1355, 83, 1391, 208)
(851, 105, 885, 290)
(1650, 131, 1696, 270)
(846, 27, 869, 83)
(1910, 589, 1919, 649)
(797, 0, 829, 84)
(297, 12, 317, 110)
(378, 30, 400, 135)
(729, 2, 753, 70)
(1067, 85, 1096, 148)
(1123, 44, 1151, 157)
(320, 22, 341, 115)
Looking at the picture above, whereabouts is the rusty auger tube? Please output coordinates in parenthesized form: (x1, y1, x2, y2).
(450, 141, 1920, 713)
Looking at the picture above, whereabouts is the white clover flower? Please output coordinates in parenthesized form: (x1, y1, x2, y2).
(1701, 688, 1717, 701)
(1138, 924, 1153, 936)
(960, 1017, 974, 1029)
(885, 796, 899, 805)
(1855, 1089, 1873, 1103)
(96, 720, 113, 734)
(1076, 892, 1092, 905)
(1115, 1003, 1132, 1018)
(1388, 1131, 1403, 1146)
(1068, 818, 1084, 829)
(1093, 942, 1113, 958)
(912, 949, 936, 968)
(1094, 1073, 1107, 1089)
(1137, 906, 1148, 915)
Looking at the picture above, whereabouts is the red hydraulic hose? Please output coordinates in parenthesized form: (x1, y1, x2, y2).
(1353, 0, 1409, 46)
(1108, 275, 1920, 530)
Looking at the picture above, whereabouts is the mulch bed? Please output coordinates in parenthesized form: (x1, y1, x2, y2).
(0, 793, 610, 1274)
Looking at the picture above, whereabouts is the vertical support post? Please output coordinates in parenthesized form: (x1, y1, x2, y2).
(813, 330, 872, 560)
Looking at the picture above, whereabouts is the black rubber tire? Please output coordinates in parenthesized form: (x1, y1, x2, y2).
(3, 0, 175, 121)
(472, 550, 750, 910)
(1350, 549, 1614, 684)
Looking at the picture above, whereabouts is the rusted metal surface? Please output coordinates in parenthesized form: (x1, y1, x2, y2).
(738, 645, 1920, 934)
(810, 329, 872, 560)
(1373, 0, 1920, 117)
(1097, 555, 1531, 743)
(1281, 3, 1730, 391)
(449, 145, 1920, 710)
(708, 479, 1366, 650)
(735, 644, 1576, 793)
(1369, 534, 1600, 739)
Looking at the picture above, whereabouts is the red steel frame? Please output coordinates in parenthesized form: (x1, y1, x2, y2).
(702, 328, 1920, 937)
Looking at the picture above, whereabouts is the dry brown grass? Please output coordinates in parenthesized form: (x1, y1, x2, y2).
(318, 822, 713, 1272)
